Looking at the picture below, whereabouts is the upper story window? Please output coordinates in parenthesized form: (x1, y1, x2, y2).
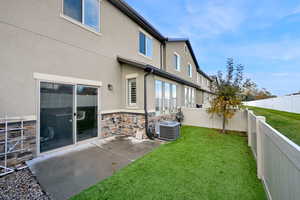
(174, 53, 181, 71)
(184, 45, 188, 54)
(128, 78, 137, 106)
(197, 73, 202, 84)
(188, 64, 192, 77)
(207, 79, 210, 88)
(63, 0, 100, 32)
(139, 32, 153, 57)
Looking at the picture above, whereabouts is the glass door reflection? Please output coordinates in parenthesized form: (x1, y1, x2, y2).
(76, 85, 98, 142)
(40, 82, 74, 153)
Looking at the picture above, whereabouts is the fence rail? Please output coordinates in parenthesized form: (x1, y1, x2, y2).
(244, 95, 300, 114)
(247, 110, 300, 200)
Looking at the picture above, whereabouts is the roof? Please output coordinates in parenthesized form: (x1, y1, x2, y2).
(107, 0, 165, 42)
(117, 56, 214, 94)
(166, 38, 212, 81)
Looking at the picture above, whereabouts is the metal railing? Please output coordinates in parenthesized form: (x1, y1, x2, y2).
(0, 116, 27, 177)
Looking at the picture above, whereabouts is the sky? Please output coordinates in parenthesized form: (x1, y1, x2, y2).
(125, 0, 300, 96)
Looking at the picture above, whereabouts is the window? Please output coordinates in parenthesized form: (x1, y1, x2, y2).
(184, 45, 188, 54)
(188, 64, 192, 77)
(185, 87, 195, 108)
(199, 74, 203, 84)
(185, 87, 188, 107)
(128, 78, 137, 106)
(155, 80, 163, 115)
(174, 53, 181, 71)
(191, 89, 195, 107)
(171, 84, 177, 112)
(164, 83, 171, 114)
(139, 32, 153, 57)
(155, 80, 177, 115)
(63, 0, 100, 32)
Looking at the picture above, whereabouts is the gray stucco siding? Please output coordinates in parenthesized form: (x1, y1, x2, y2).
(0, 0, 162, 117)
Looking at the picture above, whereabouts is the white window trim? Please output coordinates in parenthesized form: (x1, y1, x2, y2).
(174, 52, 181, 71)
(33, 72, 102, 87)
(138, 29, 153, 59)
(125, 73, 138, 79)
(61, 0, 102, 36)
(188, 63, 192, 78)
(126, 76, 138, 107)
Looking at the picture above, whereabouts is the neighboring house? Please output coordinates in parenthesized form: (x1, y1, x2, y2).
(0, 0, 213, 165)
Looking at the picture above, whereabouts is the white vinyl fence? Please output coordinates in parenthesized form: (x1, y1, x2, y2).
(244, 95, 300, 114)
(182, 108, 247, 132)
(182, 108, 300, 200)
(248, 110, 300, 200)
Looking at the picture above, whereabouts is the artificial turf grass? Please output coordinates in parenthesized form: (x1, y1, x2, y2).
(248, 106, 300, 146)
(71, 126, 266, 200)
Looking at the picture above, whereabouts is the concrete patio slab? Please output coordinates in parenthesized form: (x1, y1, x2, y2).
(27, 136, 161, 200)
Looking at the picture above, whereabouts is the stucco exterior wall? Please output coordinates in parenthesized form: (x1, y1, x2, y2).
(164, 41, 211, 91)
(0, 0, 162, 117)
(120, 64, 157, 113)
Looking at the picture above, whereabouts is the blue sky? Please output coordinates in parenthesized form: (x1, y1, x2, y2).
(125, 0, 300, 96)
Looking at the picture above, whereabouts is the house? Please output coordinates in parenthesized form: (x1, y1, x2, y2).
(0, 0, 213, 166)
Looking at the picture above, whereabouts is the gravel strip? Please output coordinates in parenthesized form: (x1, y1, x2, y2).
(0, 168, 52, 200)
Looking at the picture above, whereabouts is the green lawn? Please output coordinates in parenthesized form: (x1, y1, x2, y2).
(71, 126, 266, 200)
(248, 106, 300, 146)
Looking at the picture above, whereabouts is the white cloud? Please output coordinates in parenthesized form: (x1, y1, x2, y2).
(290, 6, 300, 16)
(180, 0, 246, 38)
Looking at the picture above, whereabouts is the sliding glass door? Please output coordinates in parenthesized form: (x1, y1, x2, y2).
(40, 82, 99, 153)
(40, 82, 74, 153)
(76, 85, 98, 142)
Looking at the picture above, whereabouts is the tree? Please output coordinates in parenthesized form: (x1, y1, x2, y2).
(242, 79, 276, 101)
(207, 58, 245, 133)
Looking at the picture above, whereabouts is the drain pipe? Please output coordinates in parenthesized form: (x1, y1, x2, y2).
(144, 67, 154, 140)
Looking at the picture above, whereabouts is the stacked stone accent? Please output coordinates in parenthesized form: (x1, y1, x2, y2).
(101, 113, 146, 139)
(0, 121, 36, 169)
(101, 112, 176, 139)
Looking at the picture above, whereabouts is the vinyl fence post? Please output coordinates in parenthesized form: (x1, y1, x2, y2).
(256, 116, 266, 179)
(247, 110, 253, 147)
